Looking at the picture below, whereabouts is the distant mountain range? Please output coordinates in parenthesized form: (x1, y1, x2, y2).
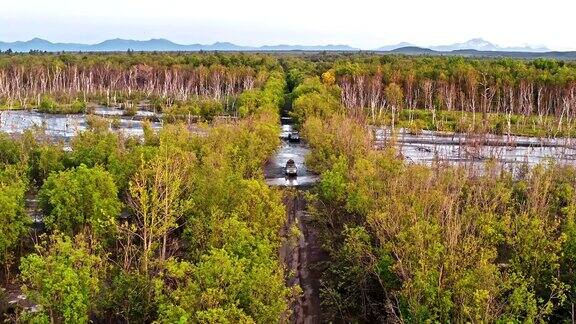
(1, 38, 573, 60)
(375, 38, 549, 53)
(374, 42, 414, 52)
(429, 38, 549, 53)
(0, 38, 357, 52)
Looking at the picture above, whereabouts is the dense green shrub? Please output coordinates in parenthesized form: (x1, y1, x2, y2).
(0, 165, 29, 267)
(39, 164, 122, 237)
(20, 234, 103, 323)
(37, 96, 86, 114)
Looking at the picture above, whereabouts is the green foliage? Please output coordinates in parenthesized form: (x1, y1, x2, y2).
(286, 68, 306, 92)
(128, 139, 195, 273)
(238, 70, 285, 117)
(292, 92, 341, 126)
(198, 113, 280, 179)
(39, 164, 122, 237)
(70, 129, 120, 167)
(29, 143, 67, 184)
(186, 178, 286, 258)
(20, 233, 103, 323)
(37, 95, 86, 114)
(0, 165, 29, 266)
(157, 244, 290, 323)
(163, 99, 224, 122)
(97, 270, 158, 322)
(290, 77, 342, 125)
(70, 99, 87, 112)
(38, 95, 58, 112)
(85, 115, 110, 132)
(146, 109, 291, 322)
(320, 225, 384, 320)
(183, 116, 285, 257)
(142, 120, 160, 146)
(0, 133, 24, 165)
(302, 114, 371, 173)
(318, 156, 348, 203)
(70, 129, 139, 192)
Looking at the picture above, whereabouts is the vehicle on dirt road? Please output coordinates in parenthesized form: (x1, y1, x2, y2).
(288, 131, 300, 143)
(285, 159, 297, 177)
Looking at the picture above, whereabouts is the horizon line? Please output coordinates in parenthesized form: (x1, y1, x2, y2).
(0, 37, 565, 52)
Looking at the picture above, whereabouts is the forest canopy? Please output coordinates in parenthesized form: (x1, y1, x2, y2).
(2, 51, 576, 323)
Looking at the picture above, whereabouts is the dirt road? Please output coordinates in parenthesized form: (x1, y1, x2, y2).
(280, 190, 327, 324)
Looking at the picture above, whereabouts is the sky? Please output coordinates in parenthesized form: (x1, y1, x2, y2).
(1, 0, 576, 50)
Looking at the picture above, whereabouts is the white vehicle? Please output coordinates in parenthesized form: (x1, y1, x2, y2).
(285, 159, 298, 177)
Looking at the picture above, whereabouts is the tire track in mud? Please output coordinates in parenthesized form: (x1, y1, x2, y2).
(280, 190, 326, 324)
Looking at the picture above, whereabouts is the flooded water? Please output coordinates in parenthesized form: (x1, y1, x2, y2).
(265, 118, 318, 187)
(375, 128, 576, 167)
(94, 107, 158, 118)
(265, 125, 576, 187)
(3, 109, 575, 183)
(0, 108, 162, 140)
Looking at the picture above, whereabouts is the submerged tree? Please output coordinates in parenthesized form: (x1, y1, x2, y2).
(385, 82, 403, 129)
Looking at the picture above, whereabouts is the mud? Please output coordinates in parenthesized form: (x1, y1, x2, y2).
(280, 190, 326, 324)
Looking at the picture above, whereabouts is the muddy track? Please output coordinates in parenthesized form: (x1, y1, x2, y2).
(281, 190, 326, 324)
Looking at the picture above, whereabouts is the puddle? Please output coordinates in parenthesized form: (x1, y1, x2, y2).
(265, 119, 318, 187)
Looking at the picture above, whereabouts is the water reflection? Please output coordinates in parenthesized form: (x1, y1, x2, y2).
(376, 128, 576, 167)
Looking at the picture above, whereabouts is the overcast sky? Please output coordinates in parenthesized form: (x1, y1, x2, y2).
(2, 0, 575, 50)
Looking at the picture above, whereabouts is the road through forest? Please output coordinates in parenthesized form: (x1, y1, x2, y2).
(280, 191, 326, 324)
(264, 117, 325, 323)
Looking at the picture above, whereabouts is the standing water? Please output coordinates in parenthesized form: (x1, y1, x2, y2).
(375, 128, 576, 168)
(0, 108, 162, 140)
(265, 118, 318, 187)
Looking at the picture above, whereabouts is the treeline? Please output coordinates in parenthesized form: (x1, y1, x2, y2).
(0, 53, 283, 110)
(10, 52, 576, 136)
(331, 56, 576, 123)
(279, 54, 576, 136)
(0, 70, 294, 322)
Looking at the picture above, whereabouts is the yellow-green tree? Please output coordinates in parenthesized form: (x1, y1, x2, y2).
(39, 164, 122, 240)
(128, 145, 194, 273)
